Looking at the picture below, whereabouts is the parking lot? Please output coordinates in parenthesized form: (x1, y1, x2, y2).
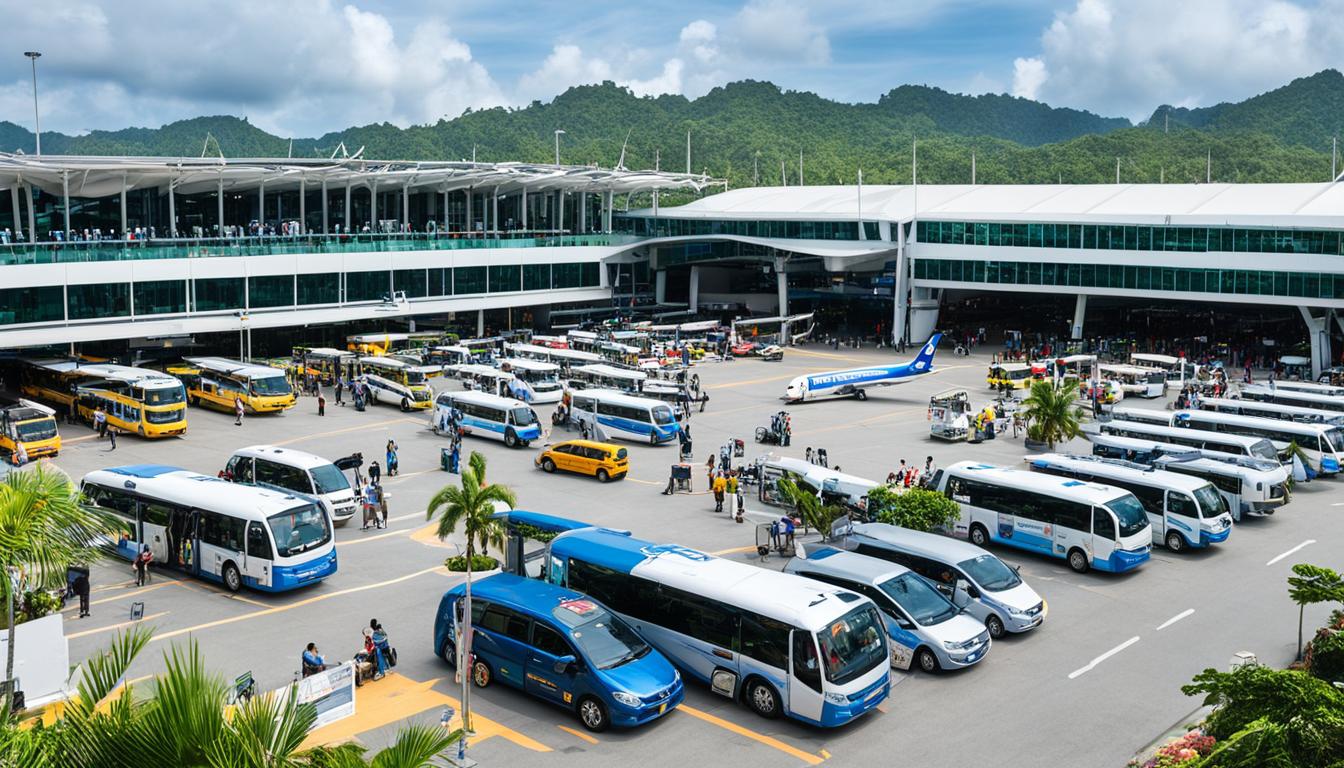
(48, 344, 1344, 768)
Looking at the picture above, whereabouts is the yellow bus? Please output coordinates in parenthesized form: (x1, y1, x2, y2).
(986, 362, 1039, 390)
(170, 357, 296, 413)
(292, 347, 355, 386)
(21, 359, 188, 438)
(356, 356, 434, 410)
(0, 397, 61, 460)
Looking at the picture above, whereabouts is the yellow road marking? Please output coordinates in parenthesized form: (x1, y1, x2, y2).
(385, 468, 437, 484)
(783, 348, 868, 363)
(675, 704, 825, 765)
(711, 545, 758, 556)
(63, 434, 100, 444)
(63, 582, 171, 612)
(820, 749, 832, 759)
(709, 372, 798, 390)
(411, 521, 456, 548)
(66, 611, 170, 640)
(150, 567, 446, 643)
(170, 578, 272, 608)
(556, 724, 599, 744)
(300, 672, 551, 753)
(272, 417, 421, 446)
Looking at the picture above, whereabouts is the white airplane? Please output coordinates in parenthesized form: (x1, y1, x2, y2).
(784, 334, 942, 402)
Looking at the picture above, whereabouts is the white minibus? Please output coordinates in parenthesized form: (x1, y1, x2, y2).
(448, 364, 526, 399)
(1199, 396, 1344, 426)
(1270, 380, 1344, 397)
(433, 390, 542, 448)
(357, 356, 434, 410)
(933, 461, 1151, 574)
(223, 445, 360, 526)
(1241, 384, 1344, 413)
(1099, 364, 1166, 398)
(1026, 453, 1232, 551)
(82, 465, 337, 592)
(569, 389, 680, 445)
(569, 364, 647, 393)
(758, 457, 878, 512)
(1130, 353, 1198, 381)
(1174, 409, 1343, 475)
(1095, 420, 1281, 462)
(499, 358, 563, 403)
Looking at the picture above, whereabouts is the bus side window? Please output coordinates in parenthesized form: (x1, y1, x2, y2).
(1092, 507, 1116, 540)
(1167, 492, 1196, 519)
(791, 630, 822, 693)
(246, 522, 272, 560)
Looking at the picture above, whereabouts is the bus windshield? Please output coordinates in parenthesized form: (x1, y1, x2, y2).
(311, 464, 352, 495)
(554, 602, 651, 670)
(251, 376, 292, 396)
(878, 573, 958, 626)
(1105, 495, 1150, 538)
(1324, 427, 1344, 453)
(142, 386, 185, 405)
(1193, 484, 1227, 518)
(510, 407, 538, 426)
(406, 370, 428, 385)
(652, 405, 675, 425)
(268, 504, 331, 557)
(957, 553, 1022, 592)
(1249, 440, 1278, 461)
(817, 605, 887, 685)
(16, 418, 57, 441)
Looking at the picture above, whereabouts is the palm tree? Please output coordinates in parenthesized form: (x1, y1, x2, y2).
(425, 450, 516, 738)
(0, 464, 120, 714)
(1020, 379, 1083, 449)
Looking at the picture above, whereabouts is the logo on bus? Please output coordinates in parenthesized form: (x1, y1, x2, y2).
(640, 544, 710, 561)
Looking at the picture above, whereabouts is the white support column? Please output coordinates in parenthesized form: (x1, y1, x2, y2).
(775, 258, 790, 345)
(1071, 294, 1088, 340)
(477, 309, 485, 336)
(168, 179, 178, 238)
(557, 191, 565, 234)
(655, 269, 667, 304)
(491, 189, 499, 235)
(217, 176, 225, 236)
(25, 183, 36, 242)
(370, 183, 378, 231)
(257, 182, 265, 228)
(11, 184, 22, 241)
(579, 192, 588, 233)
(322, 179, 329, 234)
(1301, 306, 1331, 380)
(603, 191, 614, 232)
(521, 188, 528, 231)
(465, 187, 473, 232)
(299, 179, 307, 234)
(689, 265, 700, 312)
(344, 179, 352, 232)
(893, 222, 907, 346)
(61, 171, 70, 237)
(401, 184, 409, 231)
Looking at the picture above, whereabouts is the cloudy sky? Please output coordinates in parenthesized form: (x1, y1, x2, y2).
(0, 0, 1340, 137)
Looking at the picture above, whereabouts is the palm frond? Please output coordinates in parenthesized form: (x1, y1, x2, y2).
(207, 684, 318, 768)
(369, 724, 462, 768)
(119, 641, 229, 768)
(68, 626, 154, 719)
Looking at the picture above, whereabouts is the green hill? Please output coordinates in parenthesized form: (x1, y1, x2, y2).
(0, 73, 1336, 189)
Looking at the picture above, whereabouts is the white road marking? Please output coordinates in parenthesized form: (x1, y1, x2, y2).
(1156, 609, 1195, 631)
(1333, 502, 1344, 507)
(1266, 539, 1316, 566)
(1067, 636, 1141, 679)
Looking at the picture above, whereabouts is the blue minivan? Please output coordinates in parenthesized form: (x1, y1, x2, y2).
(434, 573, 684, 731)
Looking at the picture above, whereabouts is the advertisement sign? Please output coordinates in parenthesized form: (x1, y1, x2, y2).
(293, 662, 356, 730)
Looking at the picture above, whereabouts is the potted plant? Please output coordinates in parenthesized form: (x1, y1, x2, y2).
(1020, 379, 1083, 451)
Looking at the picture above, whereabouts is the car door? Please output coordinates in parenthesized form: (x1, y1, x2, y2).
(574, 446, 601, 476)
(525, 620, 577, 707)
(477, 607, 532, 689)
(242, 521, 273, 587)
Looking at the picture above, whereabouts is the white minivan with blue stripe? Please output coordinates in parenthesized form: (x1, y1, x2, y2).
(434, 390, 542, 448)
(785, 545, 990, 673)
(569, 389, 680, 445)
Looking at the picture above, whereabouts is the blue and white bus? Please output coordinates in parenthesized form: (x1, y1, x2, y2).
(1197, 396, 1344, 427)
(569, 389, 680, 445)
(933, 461, 1152, 574)
(81, 465, 337, 592)
(547, 528, 891, 727)
(433, 390, 542, 448)
(1173, 409, 1343, 475)
(1095, 420, 1281, 462)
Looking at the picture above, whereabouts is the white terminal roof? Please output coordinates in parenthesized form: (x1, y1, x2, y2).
(0, 154, 718, 199)
(638, 183, 1344, 228)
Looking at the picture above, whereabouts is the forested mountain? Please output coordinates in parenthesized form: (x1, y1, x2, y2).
(0, 72, 1337, 188)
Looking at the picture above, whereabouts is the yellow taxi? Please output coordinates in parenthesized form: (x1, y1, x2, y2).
(535, 440, 629, 482)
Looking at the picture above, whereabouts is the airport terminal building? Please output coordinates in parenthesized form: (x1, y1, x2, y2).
(1, 154, 1342, 372)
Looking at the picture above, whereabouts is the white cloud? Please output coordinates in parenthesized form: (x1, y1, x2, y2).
(733, 0, 831, 65)
(517, 45, 615, 102)
(1013, 0, 1344, 118)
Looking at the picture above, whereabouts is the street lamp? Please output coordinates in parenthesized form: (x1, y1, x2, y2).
(23, 51, 41, 156)
(554, 129, 565, 166)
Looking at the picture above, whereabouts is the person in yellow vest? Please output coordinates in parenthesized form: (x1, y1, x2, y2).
(712, 473, 727, 513)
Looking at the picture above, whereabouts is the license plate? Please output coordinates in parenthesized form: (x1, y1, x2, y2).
(659, 703, 667, 714)
(967, 649, 983, 663)
(865, 687, 882, 701)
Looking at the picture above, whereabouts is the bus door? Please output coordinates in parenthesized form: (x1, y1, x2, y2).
(788, 630, 825, 722)
(168, 508, 196, 571)
(1164, 491, 1199, 546)
(242, 521, 273, 588)
(1090, 507, 1117, 566)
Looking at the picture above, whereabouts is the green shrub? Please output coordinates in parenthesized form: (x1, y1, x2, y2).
(867, 486, 961, 533)
(511, 522, 559, 543)
(1307, 629, 1344, 683)
(445, 554, 499, 572)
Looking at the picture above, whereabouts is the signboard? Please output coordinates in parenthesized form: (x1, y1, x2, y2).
(292, 662, 357, 730)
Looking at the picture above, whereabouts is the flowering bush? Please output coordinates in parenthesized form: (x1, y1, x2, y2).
(1130, 730, 1216, 768)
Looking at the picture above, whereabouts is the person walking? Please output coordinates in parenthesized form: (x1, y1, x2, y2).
(73, 570, 90, 618)
(317, 391, 326, 416)
(705, 456, 716, 488)
(385, 440, 399, 477)
(134, 544, 153, 586)
(234, 395, 245, 426)
(361, 481, 379, 530)
(94, 406, 107, 438)
(368, 460, 381, 485)
(335, 376, 344, 406)
(13, 441, 27, 467)
(376, 482, 389, 529)
(712, 472, 727, 513)
(108, 427, 118, 451)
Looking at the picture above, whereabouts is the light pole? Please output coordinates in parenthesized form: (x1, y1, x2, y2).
(553, 129, 565, 166)
(24, 51, 41, 156)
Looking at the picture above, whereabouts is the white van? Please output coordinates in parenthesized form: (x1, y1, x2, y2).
(223, 445, 359, 526)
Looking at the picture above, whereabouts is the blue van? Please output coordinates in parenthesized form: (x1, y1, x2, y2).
(434, 573, 683, 731)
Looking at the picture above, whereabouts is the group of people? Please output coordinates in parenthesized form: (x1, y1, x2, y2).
(887, 457, 936, 489)
(302, 619, 394, 682)
(707, 451, 748, 522)
(333, 375, 374, 411)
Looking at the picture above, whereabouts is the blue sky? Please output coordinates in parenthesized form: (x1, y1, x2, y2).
(0, 0, 1339, 137)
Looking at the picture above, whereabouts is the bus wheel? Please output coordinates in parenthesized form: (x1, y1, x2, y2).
(649, 432, 658, 446)
(744, 678, 781, 719)
(505, 429, 519, 448)
(542, 458, 556, 473)
(577, 696, 610, 732)
(138, 424, 146, 436)
(916, 647, 940, 673)
(222, 562, 243, 593)
(986, 614, 1006, 640)
(1067, 548, 1090, 574)
(968, 524, 990, 548)
(400, 397, 410, 412)
(1166, 531, 1186, 552)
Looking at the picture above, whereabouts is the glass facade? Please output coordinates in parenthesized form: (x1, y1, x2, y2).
(248, 275, 293, 308)
(133, 280, 187, 315)
(429, 268, 451, 297)
(297, 273, 339, 305)
(914, 258, 1344, 299)
(345, 270, 390, 302)
(393, 269, 428, 298)
(488, 264, 521, 293)
(523, 263, 551, 292)
(69, 283, 130, 320)
(453, 266, 487, 294)
(615, 215, 870, 241)
(193, 277, 245, 312)
(0, 286, 63, 325)
(916, 221, 1344, 256)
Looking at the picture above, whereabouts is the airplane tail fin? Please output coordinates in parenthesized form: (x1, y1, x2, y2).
(909, 333, 942, 372)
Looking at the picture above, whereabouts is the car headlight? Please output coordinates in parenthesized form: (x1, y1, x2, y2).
(1006, 606, 1028, 617)
(824, 692, 847, 705)
(943, 641, 960, 650)
(611, 691, 641, 708)
(674, 669, 681, 683)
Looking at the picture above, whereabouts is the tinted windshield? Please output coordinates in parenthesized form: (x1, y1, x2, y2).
(311, 464, 351, 495)
(15, 418, 57, 441)
(1324, 428, 1344, 453)
(878, 573, 958, 626)
(510, 407, 538, 426)
(1105, 495, 1150, 538)
(1193, 484, 1227, 519)
(406, 370, 428, 385)
(652, 405, 675, 425)
(1249, 440, 1279, 461)
(817, 605, 887, 685)
(957, 553, 1022, 592)
(267, 504, 331, 558)
(251, 376, 292, 396)
(143, 385, 185, 405)
(558, 606, 651, 670)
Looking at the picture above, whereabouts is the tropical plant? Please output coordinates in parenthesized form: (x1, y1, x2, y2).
(866, 486, 960, 533)
(775, 476, 845, 538)
(1285, 440, 1316, 476)
(0, 464, 121, 714)
(1287, 563, 1344, 660)
(445, 554, 498, 572)
(1020, 379, 1084, 449)
(1305, 628, 1344, 684)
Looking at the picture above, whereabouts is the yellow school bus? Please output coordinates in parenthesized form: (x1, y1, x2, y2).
(21, 359, 188, 438)
(292, 347, 356, 386)
(0, 397, 61, 459)
(986, 362, 1037, 390)
(169, 357, 296, 413)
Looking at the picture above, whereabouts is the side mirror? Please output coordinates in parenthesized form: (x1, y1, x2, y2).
(952, 579, 971, 607)
(553, 655, 577, 675)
